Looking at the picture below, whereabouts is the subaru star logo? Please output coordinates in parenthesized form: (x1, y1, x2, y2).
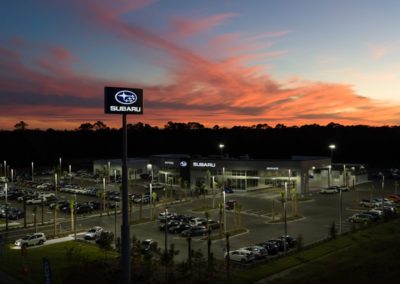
(180, 161, 188, 167)
(115, 90, 137, 105)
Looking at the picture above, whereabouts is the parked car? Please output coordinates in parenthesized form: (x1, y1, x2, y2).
(15, 233, 46, 247)
(241, 246, 268, 259)
(268, 239, 289, 251)
(159, 220, 181, 231)
(279, 235, 297, 248)
(189, 217, 207, 226)
(348, 213, 372, 224)
(181, 226, 208, 237)
(168, 223, 192, 234)
(359, 199, 378, 207)
(362, 211, 380, 222)
(7, 208, 24, 220)
(225, 249, 255, 263)
(256, 241, 279, 255)
(84, 226, 104, 240)
(320, 186, 339, 194)
(76, 204, 92, 214)
(26, 196, 46, 205)
(204, 220, 222, 230)
(338, 186, 350, 192)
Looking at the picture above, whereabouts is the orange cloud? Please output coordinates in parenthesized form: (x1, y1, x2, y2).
(0, 1, 399, 130)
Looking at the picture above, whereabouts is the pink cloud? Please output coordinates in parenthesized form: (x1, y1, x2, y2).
(170, 13, 239, 37)
(0, 2, 400, 129)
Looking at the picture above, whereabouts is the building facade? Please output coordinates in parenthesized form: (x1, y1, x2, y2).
(93, 155, 368, 194)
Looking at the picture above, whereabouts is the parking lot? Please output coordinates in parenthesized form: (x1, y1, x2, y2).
(1, 172, 399, 264)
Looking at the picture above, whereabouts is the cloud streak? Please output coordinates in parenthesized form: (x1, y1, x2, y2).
(0, 1, 399, 129)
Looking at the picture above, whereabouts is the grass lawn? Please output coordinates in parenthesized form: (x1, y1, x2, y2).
(0, 240, 118, 284)
(222, 219, 400, 284)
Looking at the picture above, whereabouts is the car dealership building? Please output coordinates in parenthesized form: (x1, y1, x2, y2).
(93, 155, 367, 195)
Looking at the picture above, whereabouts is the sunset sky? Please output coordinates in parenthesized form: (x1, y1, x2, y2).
(1, 0, 400, 130)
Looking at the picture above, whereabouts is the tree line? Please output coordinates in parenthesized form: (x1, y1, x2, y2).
(3, 121, 400, 168)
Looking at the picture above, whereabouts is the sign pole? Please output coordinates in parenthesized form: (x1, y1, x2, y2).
(104, 86, 143, 284)
(121, 113, 130, 283)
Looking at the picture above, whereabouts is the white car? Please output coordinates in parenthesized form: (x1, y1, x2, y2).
(84, 226, 104, 240)
(225, 249, 255, 263)
(320, 187, 339, 194)
(15, 233, 46, 247)
(26, 196, 46, 205)
(38, 192, 55, 199)
(37, 183, 52, 189)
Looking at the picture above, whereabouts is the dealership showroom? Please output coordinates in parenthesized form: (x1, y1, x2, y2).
(93, 154, 368, 194)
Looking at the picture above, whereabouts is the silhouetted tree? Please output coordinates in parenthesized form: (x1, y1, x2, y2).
(77, 122, 94, 131)
(14, 121, 28, 131)
(93, 121, 108, 131)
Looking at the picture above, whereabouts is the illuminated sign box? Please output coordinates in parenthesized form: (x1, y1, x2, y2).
(104, 87, 143, 114)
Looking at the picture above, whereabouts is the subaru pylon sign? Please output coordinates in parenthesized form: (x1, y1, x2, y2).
(104, 87, 143, 114)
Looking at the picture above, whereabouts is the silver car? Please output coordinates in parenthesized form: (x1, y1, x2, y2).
(15, 233, 46, 247)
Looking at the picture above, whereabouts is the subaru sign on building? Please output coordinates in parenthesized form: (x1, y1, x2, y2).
(104, 87, 143, 114)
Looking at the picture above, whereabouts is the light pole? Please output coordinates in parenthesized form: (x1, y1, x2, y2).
(343, 164, 346, 186)
(283, 182, 288, 254)
(380, 173, 385, 214)
(59, 157, 62, 176)
(219, 143, 225, 157)
(10, 169, 14, 183)
(73, 194, 77, 240)
(147, 164, 153, 219)
(339, 183, 343, 234)
(54, 173, 58, 196)
(328, 165, 332, 187)
(114, 169, 117, 183)
(164, 207, 169, 251)
(108, 161, 111, 183)
(223, 191, 226, 234)
(5, 182, 8, 231)
(3, 160, 6, 178)
(103, 177, 106, 214)
(31, 161, 34, 182)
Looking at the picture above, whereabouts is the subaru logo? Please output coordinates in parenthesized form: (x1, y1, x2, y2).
(115, 90, 137, 105)
(180, 161, 187, 167)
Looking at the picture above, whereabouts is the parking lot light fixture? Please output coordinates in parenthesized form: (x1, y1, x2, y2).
(10, 169, 14, 183)
(59, 157, 62, 175)
(219, 143, 225, 156)
(3, 160, 6, 178)
(31, 161, 34, 182)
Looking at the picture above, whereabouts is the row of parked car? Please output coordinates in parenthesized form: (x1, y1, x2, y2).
(320, 185, 351, 194)
(225, 235, 297, 263)
(158, 212, 222, 237)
